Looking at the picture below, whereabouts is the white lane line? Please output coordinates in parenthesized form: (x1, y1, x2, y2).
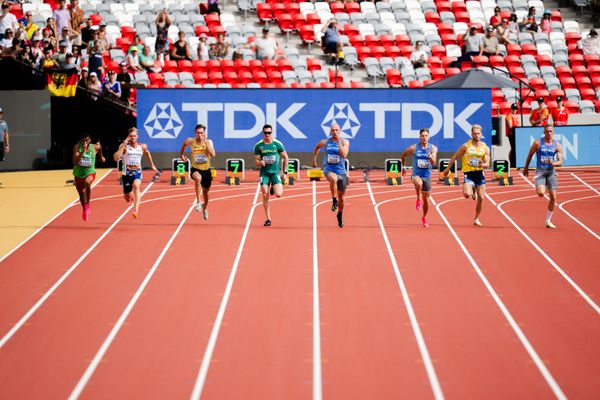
(434, 196, 567, 400)
(0, 180, 154, 349)
(559, 195, 600, 241)
(0, 169, 114, 264)
(571, 172, 600, 195)
(189, 183, 262, 400)
(486, 189, 600, 315)
(311, 180, 323, 400)
(368, 182, 444, 400)
(69, 201, 197, 399)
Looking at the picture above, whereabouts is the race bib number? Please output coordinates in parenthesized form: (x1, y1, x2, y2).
(263, 155, 276, 165)
(79, 157, 91, 167)
(417, 159, 430, 169)
(468, 158, 482, 168)
(327, 154, 341, 164)
(194, 154, 208, 164)
(540, 155, 552, 164)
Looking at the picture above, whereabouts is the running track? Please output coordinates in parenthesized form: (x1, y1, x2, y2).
(0, 169, 599, 399)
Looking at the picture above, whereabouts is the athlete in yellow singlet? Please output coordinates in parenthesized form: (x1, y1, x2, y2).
(442, 124, 490, 226)
(180, 124, 216, 220)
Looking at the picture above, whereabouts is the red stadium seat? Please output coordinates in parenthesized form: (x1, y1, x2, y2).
(253, 70, 269, 83)
(330, 1, 344, 14)
(559, 76, 576, 89)
(192, 60, 207, 73)
(195, 26, 210, 37)
(437, 23, 454, 36)
(149, 72, 165, 86)
(565, 32, 581, 45)
(268, 71, 284, 83)
(564, 101, 579, 113)
(342, 24, 360, 37)
(208, 71, 224, 83)
(549, 89, 566, 100)
(585, 54, 600, 67)
(569, 54, 585, 67)
(320, 82, 335, 88)
(489, 55, 505, 67)
(206, 60, 221, 73)
(550, 10, 562, 22)
(278, 58, 293, 72)
(431, 68, 446, 80)
(272, 3, 286, 18)
(425, 12, 441, 24)
(350, 81, 365, 88)
(306, 13, 321, 25)
(237, 71, 254, 84)
(356, 46, 372, 62)
(299, 25, 316, 46)
(575, 76, 593, 90)
(567, 43, 582, 55)
(261, 83, 276, 88)
(427, 56, 443, 69)
(530, 78, 546, 91)
(365, 34, 380, 47)
(292, 13, 307, 31)
(306, 58, 321, 71)
(178, 60, 193, 73)
(386, 69, 403, 87)
(380, 34, 395, 47)
(394, 34, 411, 47)
(277, 14, 295, 36)
(205, 14, 221, 29)
(454, 11, 470, 23)
(329, 69, 344, 84)
(445, 67, 461, 76)
(580, 87, 596, 101)
(290, 82, 305, 88)
(305, 82, 320, 88)
(521, 44, 537, 56)
(349, 34, 365, 47)
(451, 1, 467, 13)
(121, 26, 135, 42)
(232, 83, 247, 88)
(345, 2, 360, 14)
(436, 2, 451, 13)
(263, 59, 279, 73)
(249, 59, 264, 73)
(572, 65, 589, 79)
(471, 55, 489, 66)
(371, 46, 386, 59)
(441, 33, 457, 45)
(223, 71, 238, 84)
(400, 45, 414, 58)
(408, 80, 424, 88)
(257, 3, 274, 22)
(442, 57, 457, 68)
(556, 66, 573, 79)
(536, 54, 553, 67)
(506, 44, 522, 56)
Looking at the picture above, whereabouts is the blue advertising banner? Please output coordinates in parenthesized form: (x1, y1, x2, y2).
(137, 89, 491, 152)
(515, 125, 600, 167)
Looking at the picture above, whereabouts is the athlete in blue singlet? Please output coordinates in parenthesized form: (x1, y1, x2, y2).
(113, 127, 158, 219)
(312, 123, 350, 228)
(523, 124, 563, 228)
(401, 128, 437, 227)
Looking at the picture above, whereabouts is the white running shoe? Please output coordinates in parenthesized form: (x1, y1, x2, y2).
(195, 203, 202, 212)
(203, 209, 209, 220)
(546, 221, 556, 229)
(473, 218, 482, 226)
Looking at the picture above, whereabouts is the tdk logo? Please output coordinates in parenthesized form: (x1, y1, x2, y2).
(154, 102, 483, 139)
(144, 103, 183, 139)
(321, 103, 361, 139)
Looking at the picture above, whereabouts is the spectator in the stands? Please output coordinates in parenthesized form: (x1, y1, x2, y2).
(87, 71, 101, 100)
(489, 6, 502, 28)
(53, 39, 70, 65)
(88, 29, 104, 51)
(580, 29, 600, 55)
(40, 46, 58, 69)
(60, 52, 77, 70)
(80, 17, 93, 49)
(520, 6, 537, 33)
(43, 17, 57, 40)
(71, 44, 82, 70)
(508, 13, 519, 35)
(19, 10, 38, 40)
(18, 43, 34, 66)
(139, 45, 160, 72)
(205, 0, 221, 15)
(69, 0, 84, 46)
(97, 22, 113, 49)
(31, 35, 44, 62)
(42, 22, 57, 48)
(551, 96, 569, 126)
(530, 97, 549, 126)
(170, 31, 192, 61)
(496, 18, 512, 45)
(410, 40, 428, 68)
(102, 70, 121, 100)
(480, 25, 499, 57)
(0, 28, 14, 52)
(0, 2, 18, 41)
(117, 61, 133, 105)
(78, 66, 89, 87)
(128, 35, 144, 55)
(53, 0, 71, 35)
(254, 26, 278, 60)
(540, 11, 551, 34)
(457, 26, 481, 66)
(127, 46, 144, 72)
(208, 42, 218, 60)
(58, 26, 78, 52)
(214, 32, 230, 59)
(155, 9, 171, 61)
(321, 17, 344, 64)
(197, 33, 209, 60)
(87, 40, 104, 77)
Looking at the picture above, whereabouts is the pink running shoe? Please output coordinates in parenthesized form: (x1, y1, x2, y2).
(85, 203, 91, 216)
(82, 210, 88, 222)
(416, 199, 422, 211)
(421, 217, 429, 228)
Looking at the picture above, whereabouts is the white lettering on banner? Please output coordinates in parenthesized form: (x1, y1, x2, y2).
(455, 103, 484, 137)
(444, 103, 454, 139)
(182, 103, 224, 125)
(555, 133, 578, 161)
(275, 103, 307, 139)
(224, 103, 265, 138)
(359, 103, 401, 138)
(401, 103, 443, 138)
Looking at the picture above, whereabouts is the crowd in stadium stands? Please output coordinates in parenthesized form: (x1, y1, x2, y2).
(0, 0, 599, 115)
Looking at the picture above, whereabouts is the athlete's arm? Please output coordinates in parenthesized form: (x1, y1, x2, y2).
(73, 143, 84, 164)
(312, 139, 326, 167)
(430, 144, 438, 166)
(400, 144, 415, 176)
(553, 142, 563, 167)
(206, 139, 216, 157)
(94, 142, 106, 163)
(339, 139, 350, 158)
(113, 138, 128, 162)
(254, 154, 264, 167)
(442, 144, 466, 177)
(179, 138, 192, 162)
(280, 150, 289, 175)
(523, 140, 539, 177)
(142, 143, 159, 173)
(482, 145, 491, 169)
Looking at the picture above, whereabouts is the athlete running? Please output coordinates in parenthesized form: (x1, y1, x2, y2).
(72, 132, 105, 221)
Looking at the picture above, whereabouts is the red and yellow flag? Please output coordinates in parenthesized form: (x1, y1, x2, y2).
(46, 69, 78, 97)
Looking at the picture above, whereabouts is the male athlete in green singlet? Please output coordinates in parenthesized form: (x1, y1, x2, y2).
(73, 132, 105, 221)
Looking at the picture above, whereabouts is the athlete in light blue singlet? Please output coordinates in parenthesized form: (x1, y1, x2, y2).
(523, 124, 563, 228)
(312, 123, 350, 228)
(401, 128, 437, 227)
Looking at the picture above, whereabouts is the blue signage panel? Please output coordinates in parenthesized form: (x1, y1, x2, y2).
(515, 125, 600, 167)
(137, 89, 491, 153)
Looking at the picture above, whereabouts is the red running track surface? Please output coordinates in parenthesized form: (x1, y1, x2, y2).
(0, 169, 599, 399)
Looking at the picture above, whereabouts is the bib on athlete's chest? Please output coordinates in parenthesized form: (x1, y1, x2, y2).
(263, 155, 276, 164)
(79, 156, 92, 167)
(417, 159, 430, 169)
(194, 154, 208, 164)
(540, 155, 553, 164)
(327, 154, 341, 164)
(468, 158, 481, 168)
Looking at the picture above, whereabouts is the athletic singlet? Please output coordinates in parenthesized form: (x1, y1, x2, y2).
(536, 139, 557, 170)
(191, 140, 211, 170)
(461, 140, 487, 173)
(324, 138, 344, 166)
(412, 143, 432, 178)
(122, 144, 143, 175)
(73, 144, 96, 178)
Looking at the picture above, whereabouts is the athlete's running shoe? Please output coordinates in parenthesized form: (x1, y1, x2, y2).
(203, 208, 209, 220)
(546, 221, 556, 229)
(471, 191, 477, 200)
(82, 210, 88, 222)
(422, 217, 429, 228)
(416, 199, 422, 211)
(85, 203, 91, 216)
(337, 211, 344, 228)
(269, 185, 274, 196)
(473, 218, 482, 226)
(264, 219, 272, 227)
(132, 211, 138, 219)
(331, 197, 338, 212)
(195, 202, 202, 212)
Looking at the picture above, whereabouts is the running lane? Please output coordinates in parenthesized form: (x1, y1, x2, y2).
(74, 185, 258, 399)
(317, 183, 433, 399)
(200, 183, 314, 400)
(0, 172, 130, 338)
(439, 181, 600, 399)
(373, 183, 555, 399)
(0, 182, 194, 399)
